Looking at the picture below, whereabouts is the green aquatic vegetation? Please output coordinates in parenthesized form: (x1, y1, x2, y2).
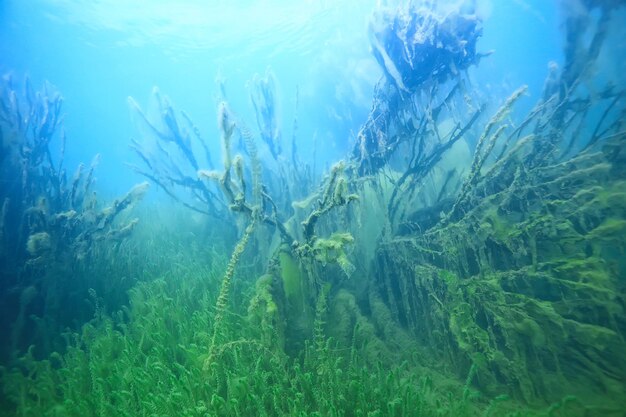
(311, 232, 356, 278)
(0, 77, 152, 365)
(377, 221, 626, 408)
(247, 273, 284, 349)
(1, 249, 536, 417)
(480, 205, 514, 242)
(279, 247, 307, 308)
(372, 127, 626, 409)
(206, 216, 257, 370)
(3, 2, 626, 417)
(449, 302, 490, 355)
(586, 218, 626, 245)
(447, 86, 528, 223)
(276, 246, 315, 351)
(301, 161, 359, 243)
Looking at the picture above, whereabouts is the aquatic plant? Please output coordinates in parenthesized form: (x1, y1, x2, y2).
(0, 76, 149, 363)
(0, 240, 548, 417)
(2, 0, 625, 415)
(205, 214, 257, 369)
(354, 0, 626, 410)
(250, 69, 281, 160)
(0, 77, 149, 264)
(129, 71, 313, 225)
(128, 89, 226, 218)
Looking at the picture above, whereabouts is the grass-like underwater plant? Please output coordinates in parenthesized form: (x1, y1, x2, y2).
(0, 239, 583, 417)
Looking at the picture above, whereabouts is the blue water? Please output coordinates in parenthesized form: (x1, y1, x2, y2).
(1, 0, 561, 195)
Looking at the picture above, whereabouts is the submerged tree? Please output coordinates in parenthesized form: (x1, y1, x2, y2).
(352, 0, 626, 408)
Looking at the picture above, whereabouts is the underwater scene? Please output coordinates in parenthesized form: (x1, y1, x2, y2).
(1, 0, 626, 415)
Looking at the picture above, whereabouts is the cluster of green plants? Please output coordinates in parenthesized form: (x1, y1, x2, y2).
(0, 76, 150, 365)
(1, 223, 588, 417)
(2, 2, 625, 416)
(372, 134, 626, 415)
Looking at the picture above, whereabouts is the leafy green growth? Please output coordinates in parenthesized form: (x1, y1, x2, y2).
(1, 228, 586, 417)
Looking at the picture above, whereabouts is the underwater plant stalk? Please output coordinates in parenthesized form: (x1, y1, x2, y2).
(205, 215, 257, 369)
